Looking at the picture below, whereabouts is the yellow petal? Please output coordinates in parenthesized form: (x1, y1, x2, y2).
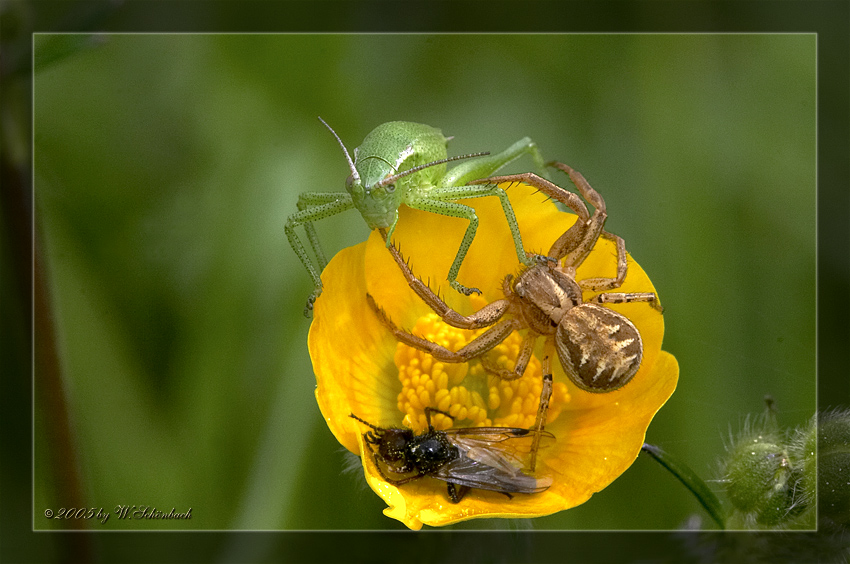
(310, 239, 398, 454)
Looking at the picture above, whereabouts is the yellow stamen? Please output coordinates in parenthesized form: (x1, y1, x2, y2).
(392, 310, 570, 432)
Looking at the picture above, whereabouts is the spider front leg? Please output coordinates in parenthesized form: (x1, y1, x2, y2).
(379, 229, 510, 330)
(547, 162, 607, 218)
(479, 332, 538, 381)
(546, 163, 611, 267)
(407, 182, 534, 296)
(467, 168, 603, 267)
(578, 231, 629, 291)
(366, 294, 522, 364)
(577, 231, 664, 312)
(467, 172, 590, 223)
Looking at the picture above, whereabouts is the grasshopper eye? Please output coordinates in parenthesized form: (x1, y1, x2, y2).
(385, 183, 396, 193)
(345, 174, 354, 189)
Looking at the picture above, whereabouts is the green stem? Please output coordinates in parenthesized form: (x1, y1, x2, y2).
(642, 443, 726, 530)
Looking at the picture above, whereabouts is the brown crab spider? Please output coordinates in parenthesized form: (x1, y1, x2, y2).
(368, 162, 662, 470)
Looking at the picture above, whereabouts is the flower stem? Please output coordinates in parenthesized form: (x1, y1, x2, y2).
(642, 443, 726, 530)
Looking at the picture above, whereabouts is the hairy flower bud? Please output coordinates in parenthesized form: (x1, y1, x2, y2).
(723, 428, 806, 527)
(815, 409, 850, 530)
(725, 438, 784, 512)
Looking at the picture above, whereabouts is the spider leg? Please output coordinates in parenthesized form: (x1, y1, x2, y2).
(589, 291, 663, 312)
(467, 170, 603, 268)
(547, 219, 590, 266)
(468, 173, 591, 222)
(480, 333, 537, 381)
(378, 229, 510, 330)
(366, 293, 522, 363)
(578, 230, 630, 291)
(546, 163, 608, 267)
(528, 365, 554, 473)
(576, 231, 663, 311)
(547, 161, 606, 214)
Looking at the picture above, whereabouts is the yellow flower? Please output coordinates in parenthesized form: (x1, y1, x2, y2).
(309, 181, 679, 529)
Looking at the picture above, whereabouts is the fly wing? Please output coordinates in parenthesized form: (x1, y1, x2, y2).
(434, 427, 555, 495)
(431, 454, 552, 495)
(447, 427, 555, 471)
(447, 426, 556, 445)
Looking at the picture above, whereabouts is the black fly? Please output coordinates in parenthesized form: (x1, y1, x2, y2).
(349, 408, 554, 503)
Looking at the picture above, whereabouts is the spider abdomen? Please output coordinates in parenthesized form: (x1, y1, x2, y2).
(555, 304, 643, 392)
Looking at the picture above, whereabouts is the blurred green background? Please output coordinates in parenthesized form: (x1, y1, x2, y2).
(32, 34, 815, 532)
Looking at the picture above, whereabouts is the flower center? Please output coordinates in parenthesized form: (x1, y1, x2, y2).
(393, 297, 571, 432)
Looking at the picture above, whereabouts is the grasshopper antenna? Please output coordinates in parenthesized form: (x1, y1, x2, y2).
(318, 116, 360, 184)
(377, 151, 490, 188)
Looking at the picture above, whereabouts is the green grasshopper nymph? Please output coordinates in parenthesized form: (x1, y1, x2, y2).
(285, 118, 546, 315)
